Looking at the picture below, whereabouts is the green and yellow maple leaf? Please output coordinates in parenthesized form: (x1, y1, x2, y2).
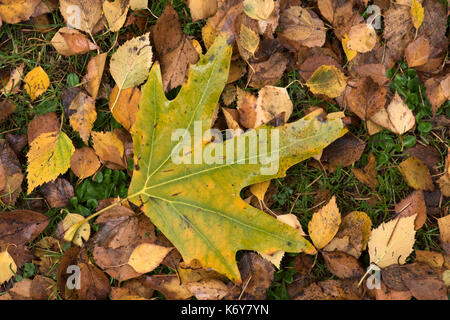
(128, 32, 347, 282)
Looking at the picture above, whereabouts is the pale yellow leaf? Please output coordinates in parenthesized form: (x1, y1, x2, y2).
(0, 250, 17, 284)
(110, 33, 153, 90)
(128, 243, 173, 274)
(239, 24, 260, 56)
(244, 0, 275, 20)
(306, 65, 347, 98)
(103, 0, 128, 32)
(62, 213, 90, 246)
(129, 0, 148, 10)
(368, 214, 416, 268)
(188, 0, 217, 21)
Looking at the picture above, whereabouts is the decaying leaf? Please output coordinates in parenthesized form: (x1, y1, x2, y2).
(368, 214, 416, 268)
(243, 0, 274, 20)
(51, 27, 98, 56)
(40, 178, 74, 208)
(83, 53, 107, 100)
(347, 23, 377, 53)
(395, 190, 427, 230)
(398, 156, 434, 191)
(405, 36, 431, 67)
(321, 133, 366, 172)
(352, 153, 378, 190)
(68, 91, 97, 144)
(186, 279, 228, 300)
(59, 0, 103, 34)
(128, 33, 346, 282)
(0, 140, 24, 205)
(321, 251, 364, 279)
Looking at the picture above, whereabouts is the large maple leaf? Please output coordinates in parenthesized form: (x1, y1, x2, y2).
(128, 32, 347, 282)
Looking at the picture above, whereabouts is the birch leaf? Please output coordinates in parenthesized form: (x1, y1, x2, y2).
(128, 243, 173, 274)
(308, 196, 341, 250)
(410, 0, 424, 30)
(24, 66, 50, 102)
(368, 215, 416, 268)
(27, 131, 75, 194)
(68, 92, 97, 144)
(306, 65, 347, 98)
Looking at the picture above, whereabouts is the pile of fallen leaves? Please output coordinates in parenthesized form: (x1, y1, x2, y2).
(0, 0, 449, 300)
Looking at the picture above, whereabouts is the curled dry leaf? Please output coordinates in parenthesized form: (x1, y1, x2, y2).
(83, 53, 107, 100)
(70, 147, 101, 179)
(436, 149, 450, 197)
(398, 156, 434, 191)
(2, 63, 24, 95)
(68, 91, 97, 144)
(23, 66, 50, 101)
(308, 196, 341, 250)
(26, 130, 75, 194)
(368, 214, 416, 268)
(51, 27, 98, 56)
(62, 213, 90, 246)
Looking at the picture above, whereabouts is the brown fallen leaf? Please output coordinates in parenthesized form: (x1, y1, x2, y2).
(297, 53, 341, 82)
(0, 210, 49, 247)
(437, 149, 450, 197)
(405, 36, 431, 67)
(317, 0, 358, 40)
(33, 237, 61, 277)
(352, 153, 378, 190)
(278, 7, 326, 49)
(322, 251, 364, 279)
(324, 211, 372, 258)
(91, 131, 126, 170)
(0, 140, 24, 205)
(30, 275, 57, 300)
(437, 214, 450, 254)
(142, 275, 193, 300)
(294, 279, 363, 300)
(5, 133, 27, 155)
(51, 27, 98, 56)
(346, 77, 387, 121)
(405, 144, 441, 175)
(151, 3, 199, 92)
(59, 0, 103, 34)
(383, 5, 415, 63)
(27, 112, 60, 144)
(185, 279, 229, 300)
(0, 99, 16, 124)
(395, 190, 427, 230)
(68, 91, 97, 144)
(374, 281, 412, 300)
(398, 156, 434, 191)
(0, 278, 31, 300)
(40, 178, 74, 208)
(110, 85, 141, 131)
(83, 53, 107, 100)
(401, 262, 447, 300)
(424, 77, 447, 115)
(321, 132, 366, 172)
(415, 250, 444, 268)
(248, 51, 289, 88)
(70, 147, 101, 179)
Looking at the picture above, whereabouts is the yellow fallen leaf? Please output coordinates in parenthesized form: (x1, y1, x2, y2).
(62, 213, 91, 246)
(308, 196, 341, 249)
(91, 131, 125, 170)
(128, 243, 173, 274)
(129, 0, 148, 10)
(27, 131, 75, 194)
(244, 0, 275, 20)
(437, 214, 450, 244)
(239, 24, 260, 57)
(250, 180, 270, 201)
(0, 250, 17, 284)
(306, 65, 347, 98)
(110, 85, 141, 131)
(398, 156, 434, 191)
(342, 34, 357, 62)
(368, 214, 416, 268)
(0, 0, 41, 24)
(410, 0, 424, 31)
(68, 92, 97, 144)
(24, 66, 50, 101)
(83, 53, 107, 100)
(103, 0, 128, 32)
(347, 23, 377, 53)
